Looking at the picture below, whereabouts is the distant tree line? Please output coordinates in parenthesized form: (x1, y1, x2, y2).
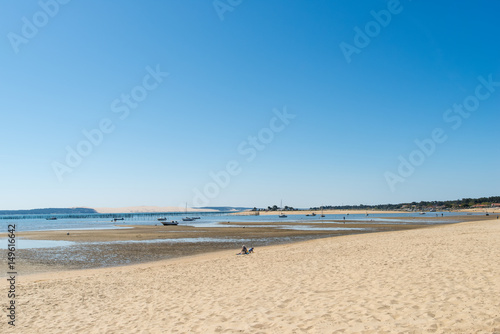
(252, 205, 298, 211)
(308, 196, 500, 211)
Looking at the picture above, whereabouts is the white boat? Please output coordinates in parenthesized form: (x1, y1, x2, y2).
(182, 203, 195, 221)
(279, 200, 287, 218)
(161, 220, 179, 226)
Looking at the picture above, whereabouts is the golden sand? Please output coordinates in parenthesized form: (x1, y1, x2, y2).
(2, 218, 499, 333)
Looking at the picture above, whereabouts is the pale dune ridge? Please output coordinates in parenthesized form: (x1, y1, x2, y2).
(3, 219, 500, 333)
(94, 206, 218, 213)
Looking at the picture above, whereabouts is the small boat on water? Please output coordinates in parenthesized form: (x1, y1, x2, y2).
(420, 212, 426, 215)
(46, 217, 57, 220)
(279, 200, 287, 218)
(157, 217, 167, 221)
(113, 218, 125, 221)
(182, 203, 196, 221)
(161, 220, 179, 226)
(306, 213, 316, 216)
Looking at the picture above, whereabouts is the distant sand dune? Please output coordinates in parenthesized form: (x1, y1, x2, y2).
(2, 219, 500, 333)
(94, 206, 218, 213)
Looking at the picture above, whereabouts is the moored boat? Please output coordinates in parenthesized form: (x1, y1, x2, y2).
(161, 220, 179, 226)
(279, 200, 287, 218)
(182, 203, 197, 221)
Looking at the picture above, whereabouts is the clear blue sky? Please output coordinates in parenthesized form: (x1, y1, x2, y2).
(1, 0, 499, 210)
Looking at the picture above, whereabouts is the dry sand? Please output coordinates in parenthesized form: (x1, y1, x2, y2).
(458, 208, 499, 213)
(2, 218, 500, 333)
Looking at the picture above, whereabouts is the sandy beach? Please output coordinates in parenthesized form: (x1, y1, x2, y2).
(2, 218, 500, 333)
(243, 209, 403, 216)
(1, 218, 440, 276)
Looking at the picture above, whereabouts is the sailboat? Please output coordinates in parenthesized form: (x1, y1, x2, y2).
(182, 203, 195, 221)
(279, 200, 287, 218)
(320, 206, 325, 218)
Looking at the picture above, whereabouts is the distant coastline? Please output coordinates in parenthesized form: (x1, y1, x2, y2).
(1, 200, 498, 216)
(0, 207, 96, 215)
(0, 206, 248, 215)
(1, 195, 498, 216)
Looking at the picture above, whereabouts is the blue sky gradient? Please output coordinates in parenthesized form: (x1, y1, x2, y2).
(1, 0, 499, 209)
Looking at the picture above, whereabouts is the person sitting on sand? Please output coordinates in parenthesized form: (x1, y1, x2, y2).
(237, 245, 250, 255)
(248, 247, 254, 253)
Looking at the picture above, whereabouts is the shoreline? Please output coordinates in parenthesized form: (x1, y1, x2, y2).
(18, 218, 480, 281)
(237, 209, 499, 216)
(0, 215, 495, 277)
(16, 216, 493, 281)
(234, 209, 404, 215)
(2, 218, 499, 332)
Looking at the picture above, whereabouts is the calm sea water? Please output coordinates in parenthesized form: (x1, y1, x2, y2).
(0, 211, 486, 251)
(0, 211, 479, 232)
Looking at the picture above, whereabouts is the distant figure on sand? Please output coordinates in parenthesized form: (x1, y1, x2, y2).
(237, 245, 248, 255)
(237, 245, 254, 255)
